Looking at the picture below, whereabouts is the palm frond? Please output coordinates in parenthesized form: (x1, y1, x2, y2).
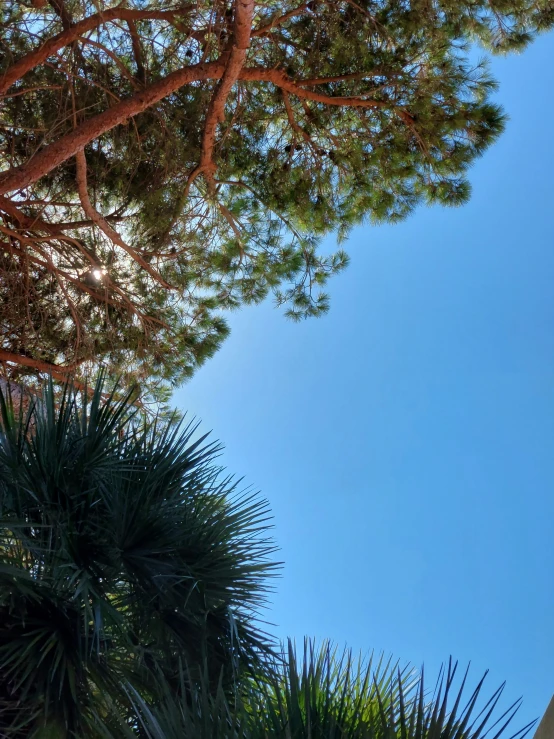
(0, 376, 279, 736)
(126, 640, 536, 739)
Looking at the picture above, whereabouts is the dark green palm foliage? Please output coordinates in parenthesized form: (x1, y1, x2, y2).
(0, 377, 278, 737)
(262, 641, 417, 737)
(124, 640, 536, 739)
(111, 665, 254, 739)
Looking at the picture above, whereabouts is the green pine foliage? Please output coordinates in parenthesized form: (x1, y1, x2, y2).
(0, 0, 552, 402)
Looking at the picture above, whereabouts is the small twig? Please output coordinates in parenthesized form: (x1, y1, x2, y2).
(217, 201, 245, 261)
(127, 19, 147, 84)
(79, 36, 141, 90)
(252, 3, 310, 36)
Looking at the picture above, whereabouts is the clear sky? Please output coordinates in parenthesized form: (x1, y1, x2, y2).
(174, 32, 554, 731)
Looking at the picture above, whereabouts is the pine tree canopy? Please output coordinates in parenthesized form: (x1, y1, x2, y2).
(0, 0, 552, 401)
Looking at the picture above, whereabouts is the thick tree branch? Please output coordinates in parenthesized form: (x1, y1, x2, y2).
(194, 0, 255, 183)
(0, 350, 77, 377)
(0, 61, 222, 194)
(168, 0, 255, 242)
(0, 58, 402, 197)
(239, 67, 392, 109)
(0, 350, 116, 400)
(0, 5, 195, 95)
(0, 195, 60, 233)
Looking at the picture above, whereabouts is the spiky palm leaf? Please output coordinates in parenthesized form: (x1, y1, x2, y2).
(0, 377, 278, 737)
(127, 640, 536, 739)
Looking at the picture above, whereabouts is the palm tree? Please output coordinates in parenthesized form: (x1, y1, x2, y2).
(0, 379, 536, 739)
(0, 378, 278, 737)
(128, 640, 537, 739)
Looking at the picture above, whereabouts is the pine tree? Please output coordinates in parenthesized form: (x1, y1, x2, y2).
(1, 0, 552, 401)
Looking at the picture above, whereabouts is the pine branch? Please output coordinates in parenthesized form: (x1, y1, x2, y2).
(75, 149, 175, 290)
(0, 5, 196, 96)
(0, 349, 78, 378)
(0, 62, 223, 194)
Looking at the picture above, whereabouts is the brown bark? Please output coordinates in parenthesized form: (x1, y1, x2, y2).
(0, 358, 112, 400)
(0, 6, 195, 95)
(0, 62, 222, 195)
(0, 195, 124, 233)
(0, 60, 395, 196)
(0, 1, 407, 384)
(0, 194, 61, 233)
(239, 67, 391, 109)
(193, 0, 255, 182)
(0, 350, 77, 377)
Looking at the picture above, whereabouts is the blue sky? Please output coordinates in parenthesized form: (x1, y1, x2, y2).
(175, 32, 554, 729)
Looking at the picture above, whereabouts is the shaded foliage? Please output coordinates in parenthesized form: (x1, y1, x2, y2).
(0, 376, 278, 736)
